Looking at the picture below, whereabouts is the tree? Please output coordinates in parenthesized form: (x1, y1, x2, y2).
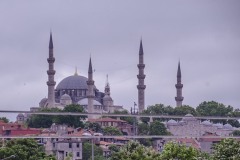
(109, 144, 120, 153)
(0, 138, 56, 160)
(174, 105, 197, 116)
(160, 142, 205, 160)
(110, 140, 161, 160)
(212, 138, 240, 160)
(196, 101, 233, 117)
(84, 122, 102, 132)
(232, 130, 240, 136)
(138, 122, 149, 135)
(27, 107, 62, 128)
(58, 104, 86, 127)
(27, 104, 86, 128)
(149, 121, 168, 135)
(140, 104, 174, 123)
(103, 126, 123, 136)
(196, 101, 240, 127)
(82, 142, 103, 160)
(0, 117, 9, 123)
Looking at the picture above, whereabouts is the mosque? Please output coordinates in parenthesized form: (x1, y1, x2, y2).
(17, 33, 184, 122)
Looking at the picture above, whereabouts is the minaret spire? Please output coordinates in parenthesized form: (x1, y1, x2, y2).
(46, 32, 56, 108)
(137, 39, 146, 113)
(175, 61, 184, 107)
(87, 57, 95, 118)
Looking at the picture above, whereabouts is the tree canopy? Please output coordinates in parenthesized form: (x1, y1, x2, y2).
(103, 126, 123, 136)
(110, 140, 161, 160)
(82, 142, 103, 160)
(0, 117, 9, 123)
(212, 138, 240, 160)
(27, 104, 86, 128)
(0, 139, 56, 160)
(149, 121, 169, 135)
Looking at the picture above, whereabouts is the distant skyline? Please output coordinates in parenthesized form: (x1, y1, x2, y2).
(0, 1, 239, 120)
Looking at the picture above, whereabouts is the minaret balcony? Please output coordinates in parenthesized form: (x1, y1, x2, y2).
(47, 58, 55, 63)
(47, 81, 56, 86)
(47, 70, 56, 75)
(87, 80, 95, 85)
(137, 74, 146, 79)
(137, 64, 145, 69)
(137, 85, 146, 89)
(175, 97, 184, 101)
(175, 84, 183, 88)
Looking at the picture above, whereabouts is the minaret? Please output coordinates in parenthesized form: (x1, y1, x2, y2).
(46, 33, 56, 108)
(137, 39, 146, 113)
(175, 61, 184, 107)
(103, 75, 113, 112)
(87, 57, 95, 118)
(105, 75, 110, 96)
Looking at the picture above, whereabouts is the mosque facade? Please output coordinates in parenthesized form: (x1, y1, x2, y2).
(17, 33, 183, 121)
(38, 33, 126, 118)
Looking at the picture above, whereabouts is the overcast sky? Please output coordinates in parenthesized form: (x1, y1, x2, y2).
(0, 0, 240, 120)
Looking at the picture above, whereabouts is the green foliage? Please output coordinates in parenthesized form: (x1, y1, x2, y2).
(0, 139, 56, 160)
(27, 107, 62, 128)
(110, 140, 161, 160)
(232, 130, 240, 136)
(82, 142, 103, 160)
(140, 104, 175, 123)
(196, 101, 240, 127)
(160, 142, 201, 160)
(174, 105, 197, 116)
(84, 122, 102, 132)
(27, 104, 86, 128)
(109, 144, 120, 153)
(138, 122, 149, 135)
(103, 126, 123, 136)
(212, 138, 240, 160)
(196, 101, 233, 116)
(59, 104, 86, 127)
(149, 121, 168, 135)
(0, 117, 9, 123)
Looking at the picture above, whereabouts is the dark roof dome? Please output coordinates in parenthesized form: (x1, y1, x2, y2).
(56, 75, 96, 90)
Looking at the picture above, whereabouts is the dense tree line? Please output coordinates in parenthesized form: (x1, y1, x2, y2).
(0, 139, 55, 160)
(141, 101, 240, 127)
(111, 138, 240, 160)
(27, 104, 86, 128)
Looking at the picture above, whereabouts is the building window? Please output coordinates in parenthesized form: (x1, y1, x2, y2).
(77, 152, 80, 157)
(66, 152, 68, 157)
(69, 143, 72, 148)
(77, 143, 80, 148)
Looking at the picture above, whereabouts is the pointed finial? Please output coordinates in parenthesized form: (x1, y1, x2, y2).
(139, 38, 143, 55)
(106, 74, 110, 86)
(177, 60, 181, 77)
(88, 56, 93, 74)
(49, 32, 53, 49)
(74, 66, 78, 76)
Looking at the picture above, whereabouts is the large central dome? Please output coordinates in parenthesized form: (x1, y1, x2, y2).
(56, 75, 91, 90)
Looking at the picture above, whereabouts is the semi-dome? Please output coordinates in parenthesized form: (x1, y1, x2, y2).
(213, 123, 223, 129)
(39, 98, 48, 107)
(78, 98, 102, 106)
(202, 120, 212, 126)
(182, 114, 196, 121)
(103, 95, 113, 101)
(223, 124, 233, 130)
(60, 94, 71, 101)
(167, 119, 178, 125)
(56, 75, 96, 90)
